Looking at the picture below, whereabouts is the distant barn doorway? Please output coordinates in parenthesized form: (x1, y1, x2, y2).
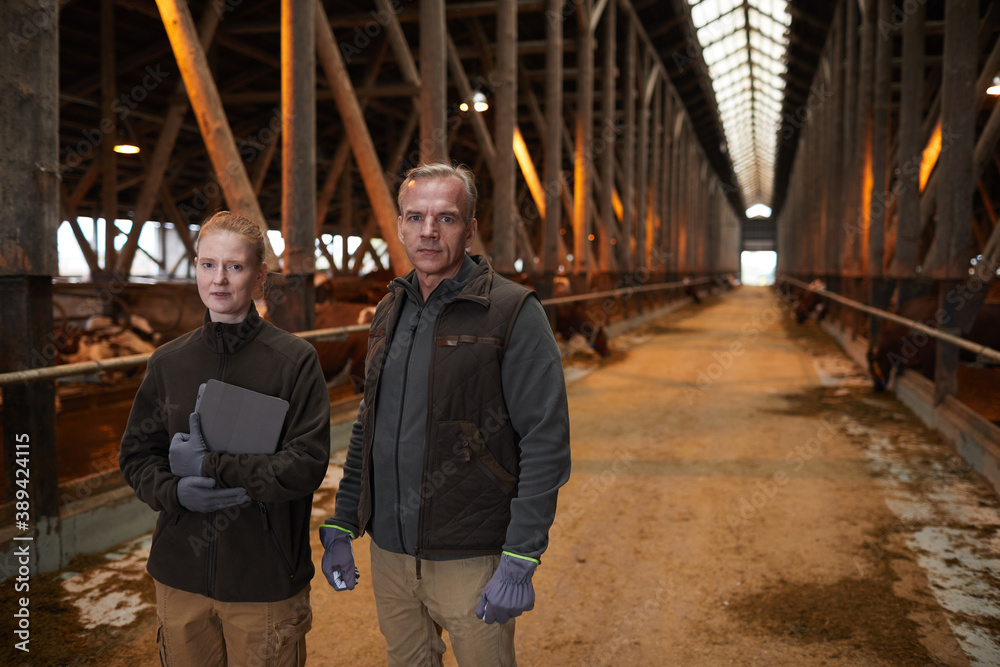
(741, 251, 776, 286)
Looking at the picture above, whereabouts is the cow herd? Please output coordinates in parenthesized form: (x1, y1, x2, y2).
(784, 281, 1000, 424)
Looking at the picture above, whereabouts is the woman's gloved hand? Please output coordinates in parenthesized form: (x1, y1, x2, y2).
(170, 412, 208, 477)
(176, 476, 248, 512)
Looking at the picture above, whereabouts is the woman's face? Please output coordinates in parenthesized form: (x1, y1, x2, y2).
(195, 231, 266, 323)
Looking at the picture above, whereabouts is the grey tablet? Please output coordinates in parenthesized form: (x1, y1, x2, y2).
(195, 379, 289, 454)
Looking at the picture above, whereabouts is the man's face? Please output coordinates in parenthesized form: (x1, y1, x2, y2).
(397, 176, 477, 292)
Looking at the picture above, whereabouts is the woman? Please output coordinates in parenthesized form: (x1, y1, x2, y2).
(119, 211, 330, 666)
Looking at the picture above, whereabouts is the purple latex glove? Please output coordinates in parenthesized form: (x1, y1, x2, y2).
(320, 525, 359, 591)
(475, 553, 537, 624)
(169, 412, 207, 478)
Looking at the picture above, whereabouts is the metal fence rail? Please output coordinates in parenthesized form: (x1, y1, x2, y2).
(0, 277, 714, 386)
(779, 275, 1000, 364)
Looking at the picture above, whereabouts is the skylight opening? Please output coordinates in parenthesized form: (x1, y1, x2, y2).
(689, 0, 791, 205)
(746, 203, 773, 218)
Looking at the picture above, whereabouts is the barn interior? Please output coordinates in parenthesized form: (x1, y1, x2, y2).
(2, 1, 1000, 660)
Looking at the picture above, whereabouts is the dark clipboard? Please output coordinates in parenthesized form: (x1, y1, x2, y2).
(194, 379, 289, 454)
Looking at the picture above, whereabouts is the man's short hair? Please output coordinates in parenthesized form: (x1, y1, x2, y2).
(397, 163, 478, 223)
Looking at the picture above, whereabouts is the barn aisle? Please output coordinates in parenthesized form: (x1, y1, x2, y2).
(510, 286, 1000, 666)
(7, 286, 1000, 666)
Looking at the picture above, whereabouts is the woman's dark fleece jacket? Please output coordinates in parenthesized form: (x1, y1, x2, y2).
(119, 304, 330, 603)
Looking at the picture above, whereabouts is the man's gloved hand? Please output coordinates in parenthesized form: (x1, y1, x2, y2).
(176, 476, 249, 512)
(475, 553, 537, 624)
(320, 525, 359, 591)
(169, 412, 208, 478)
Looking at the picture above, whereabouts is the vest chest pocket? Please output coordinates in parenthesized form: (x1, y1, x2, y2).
(441, 420, 517, 496)
(434, 335, 502, 347)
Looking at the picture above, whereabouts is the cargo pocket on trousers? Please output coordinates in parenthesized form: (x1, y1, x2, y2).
(156, 622, 168, 666)
(274, 608, 313, 655)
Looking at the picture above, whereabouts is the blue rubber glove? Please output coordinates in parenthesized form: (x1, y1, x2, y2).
(176, 476, 248, 512)
(320, 525, 359, 591)
(475, 553, 537, 624)
(169, 412, 208, 478)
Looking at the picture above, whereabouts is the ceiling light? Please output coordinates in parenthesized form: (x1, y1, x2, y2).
(113, 144, 140, 154)
(473, 91, 489, 113)
(988, 76, 1000, 96)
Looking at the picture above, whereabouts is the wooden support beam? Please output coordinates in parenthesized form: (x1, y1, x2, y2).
(314, 0, 411, 274)
(867, 0, 891, 279)
(840, 0, 858, 277)
(467, 16, 496, 73)
(155, 0, 278, 266)
(447, 37, 496, 171)
(971, 97, 1000, 195)
(622, 17, 637, 272)
(659, 87, 671, 271)
(445, 35, 529, 262)
(101, 0, 118, 272)
(1, 0, 60, 523)
(514, 125, 545, 220)
(158, 184, 197, 264)
(598, 0, 617, 272)
(338, 169, 355, 270)
(519, 62, 547, 152)
(420, 0, 448, 163)
(280, 0, 317, 281)
(635, 52, 652, 271)
(852, 0, 875, 276)
(889, 0, 923, 278)
(493, 0, 517, 271)
(573, 0, 594, 274)
(542, 0, 564, 275)
(925, 0, 976, 279)
(375, 0, 420, 87)
(315, 38, 389, 235)
(59, 182, 101, 276)
(118, 0, 225, 275)
(387, 107, 420, 185)
(650, 76, 665, 272)
(668, 107, 681, 275)
(250, 125, 280, 197)
(934, 289, 962, 405)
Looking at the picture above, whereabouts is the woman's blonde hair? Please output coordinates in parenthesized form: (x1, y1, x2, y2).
(196, 210, 267, 267)
(196, 211, 270, 299)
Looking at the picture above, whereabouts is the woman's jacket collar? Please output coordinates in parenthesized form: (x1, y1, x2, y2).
(201, 302, 265, 354)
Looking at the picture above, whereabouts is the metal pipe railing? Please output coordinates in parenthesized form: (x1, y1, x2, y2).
(0, 276, 715, 386)
(539, 277, 711, 306)
(779, 275, 1000, 364)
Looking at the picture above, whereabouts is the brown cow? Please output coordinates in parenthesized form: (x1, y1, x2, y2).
(551, 277, 611, 357)
(867, 294, 1000, 393)
(313, 300, 376, 393)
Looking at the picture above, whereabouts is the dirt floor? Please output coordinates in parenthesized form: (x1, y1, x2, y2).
(4, 286, 1000, 666)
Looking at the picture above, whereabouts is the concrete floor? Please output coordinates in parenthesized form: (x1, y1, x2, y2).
(5, 286, 999, 666)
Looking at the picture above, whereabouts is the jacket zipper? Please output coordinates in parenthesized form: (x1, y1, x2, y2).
(415, 299, 453, 580)
(216, 328, 228, 379)
(393, 303, 423, 558)
(258, 502, 295, 578)
(208, 326, 227, 597)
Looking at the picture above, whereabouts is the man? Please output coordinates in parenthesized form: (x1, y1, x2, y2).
(320, 163, 571, 666)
